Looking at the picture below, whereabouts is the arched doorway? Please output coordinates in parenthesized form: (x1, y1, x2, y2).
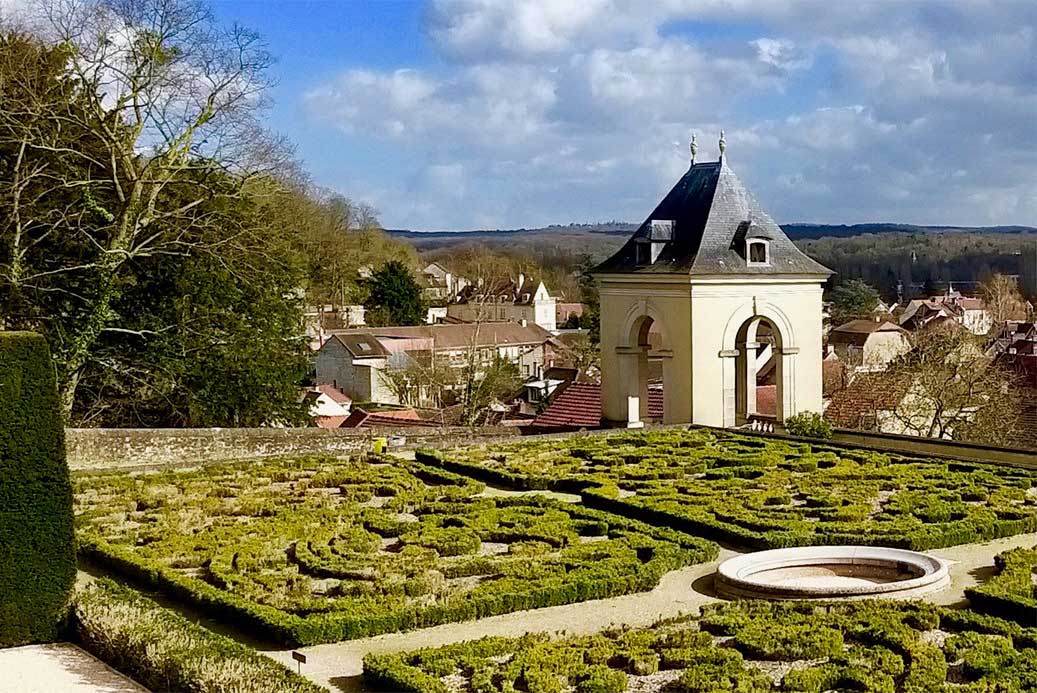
(618, 313, 667, 426)
(734, 316, 783, 425)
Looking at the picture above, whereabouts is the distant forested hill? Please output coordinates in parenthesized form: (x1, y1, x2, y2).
(781, 223, 1037, 239)
(389, 223, 1037, 300)
(388, 222, 1035, 250)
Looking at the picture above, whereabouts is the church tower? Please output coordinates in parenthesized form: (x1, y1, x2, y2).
(593, 135, 832, 427)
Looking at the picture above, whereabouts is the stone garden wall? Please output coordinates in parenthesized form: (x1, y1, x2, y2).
(66, 422, 1036, 472)
(65, 426, 521, 470)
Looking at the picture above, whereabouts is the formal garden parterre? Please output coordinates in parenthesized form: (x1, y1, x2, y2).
(418, 428, 1037, 550)
(965, 546, 1037, 626)
(365, 599, 1037, 693)
(73, 456, 717, 646)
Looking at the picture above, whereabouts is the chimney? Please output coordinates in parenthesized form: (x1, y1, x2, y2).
(518, 272, 525, 291)
(520, 319, 528, 327)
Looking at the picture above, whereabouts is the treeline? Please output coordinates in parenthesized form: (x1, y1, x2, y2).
(402, 226, 1036, 304)
(799, 232, 1035, 299)
(0, 2, 412, 427)
(423, 243, 593, 302)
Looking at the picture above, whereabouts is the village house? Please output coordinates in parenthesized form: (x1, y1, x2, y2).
(419, 262, 468, 302)
(446, 274, 557, 332)
(303, 304, 366, 349)
(555, 302, 586, 327)
(301, 384, 352, 428)
(828, 319, 911, 370)
(315, 322, 555, 405)
(899, 288, 992, 335)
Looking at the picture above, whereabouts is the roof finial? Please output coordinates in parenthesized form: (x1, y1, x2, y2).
(690, 133, 698, 165)
(718, 130, 726, 159)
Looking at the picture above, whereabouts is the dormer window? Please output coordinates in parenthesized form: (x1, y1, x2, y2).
(650, 219, 673, 241)
(636, 219, 674, 265)
(747, 239, 769, 266)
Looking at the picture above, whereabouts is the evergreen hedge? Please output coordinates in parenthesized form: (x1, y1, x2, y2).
(421, 430, 1037, 552)
(75, 455, 716, 646)
(363, 601, 1037, 693)
(965, 547, 1037, 626)
(0, 331, 75, 646)
(73, 579, 327, 693)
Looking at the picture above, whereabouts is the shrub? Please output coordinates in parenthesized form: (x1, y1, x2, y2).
(965, 547, 1037, 626)
(428, 428, 1037, 552)
(73, 580, 326, 693)
(576, 665, 626, 693)
(361, 601, 1036, 693)
(733, 621, 844, 661)
(75, 456, 716, 646)
(784, 412, 833, 439)
(0, 332, 75, 646)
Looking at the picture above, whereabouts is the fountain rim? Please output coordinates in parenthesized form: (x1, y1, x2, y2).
(715, 545, 950, 599)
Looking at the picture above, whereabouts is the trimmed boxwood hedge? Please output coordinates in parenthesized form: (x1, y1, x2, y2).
(420, 428, 1037, 551)
(364, 600, 1037, 693)
(965, 546, 1037, 626)
(73, 579, 327, 693)
(0, 331, 75, 646)
(75, 456, 716, 646)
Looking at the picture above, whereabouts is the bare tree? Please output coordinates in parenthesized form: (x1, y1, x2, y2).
(886, 325, 1021, 444)
(378, 350, 457, 408)
(1, 0, 280, 416)
(979, 273, 1031, 330)
(556, 331, 599, 381)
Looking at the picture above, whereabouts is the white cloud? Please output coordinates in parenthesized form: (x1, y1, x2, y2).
(751, 38, 811, 73)
(300, 1, 1037, 229)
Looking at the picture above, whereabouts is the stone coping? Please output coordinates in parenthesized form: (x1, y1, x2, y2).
(715, 546, 950, 600)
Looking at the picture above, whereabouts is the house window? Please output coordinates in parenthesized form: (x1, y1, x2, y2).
(747, 240, 769, 266)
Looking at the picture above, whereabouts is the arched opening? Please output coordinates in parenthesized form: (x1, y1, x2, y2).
(621, 314, 667, 426)
(734, 316, 783, 425)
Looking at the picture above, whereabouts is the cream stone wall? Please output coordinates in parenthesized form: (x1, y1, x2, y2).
(599, 275, 693, 424)
(599, 274, 825, 427)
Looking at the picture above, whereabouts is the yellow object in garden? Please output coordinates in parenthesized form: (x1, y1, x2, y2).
(373, 437, 387, 454)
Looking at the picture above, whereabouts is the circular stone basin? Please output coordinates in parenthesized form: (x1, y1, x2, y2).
(715, 546, 950, 600)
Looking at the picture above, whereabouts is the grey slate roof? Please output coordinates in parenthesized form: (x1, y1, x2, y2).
(594, 158, 833, 276)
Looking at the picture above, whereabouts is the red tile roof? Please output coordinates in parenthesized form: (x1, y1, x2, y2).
(1011, 388, 1037, 450)
(755, 385, 777, 417)
(315, 415, 349, 429)
(530, 383, 663, 430)
(822, 357, 849, 397)
(829, 319, 908, 346)
(341, 408, 439, 429)
(824, 372, 912, 430)
(316, 384, 352, 404)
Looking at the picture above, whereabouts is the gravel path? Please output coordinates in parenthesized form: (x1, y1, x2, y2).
(265, 549, 740, 690)
(263, 531, 1037, 691)
(926, 530, 1037, 606)
(0, 643, 149, 693)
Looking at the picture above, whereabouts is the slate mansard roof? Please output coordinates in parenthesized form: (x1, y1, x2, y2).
(594, 158, 833, 277)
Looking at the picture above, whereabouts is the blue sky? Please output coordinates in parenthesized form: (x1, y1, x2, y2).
(208, 1, 1036, 231)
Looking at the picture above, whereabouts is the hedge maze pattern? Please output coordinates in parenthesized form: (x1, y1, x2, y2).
(420, 429, 1037, 550)
(965, 546, 1037, 627)
(74, 456, 716, 645)
(365, 600, 1037, 693)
